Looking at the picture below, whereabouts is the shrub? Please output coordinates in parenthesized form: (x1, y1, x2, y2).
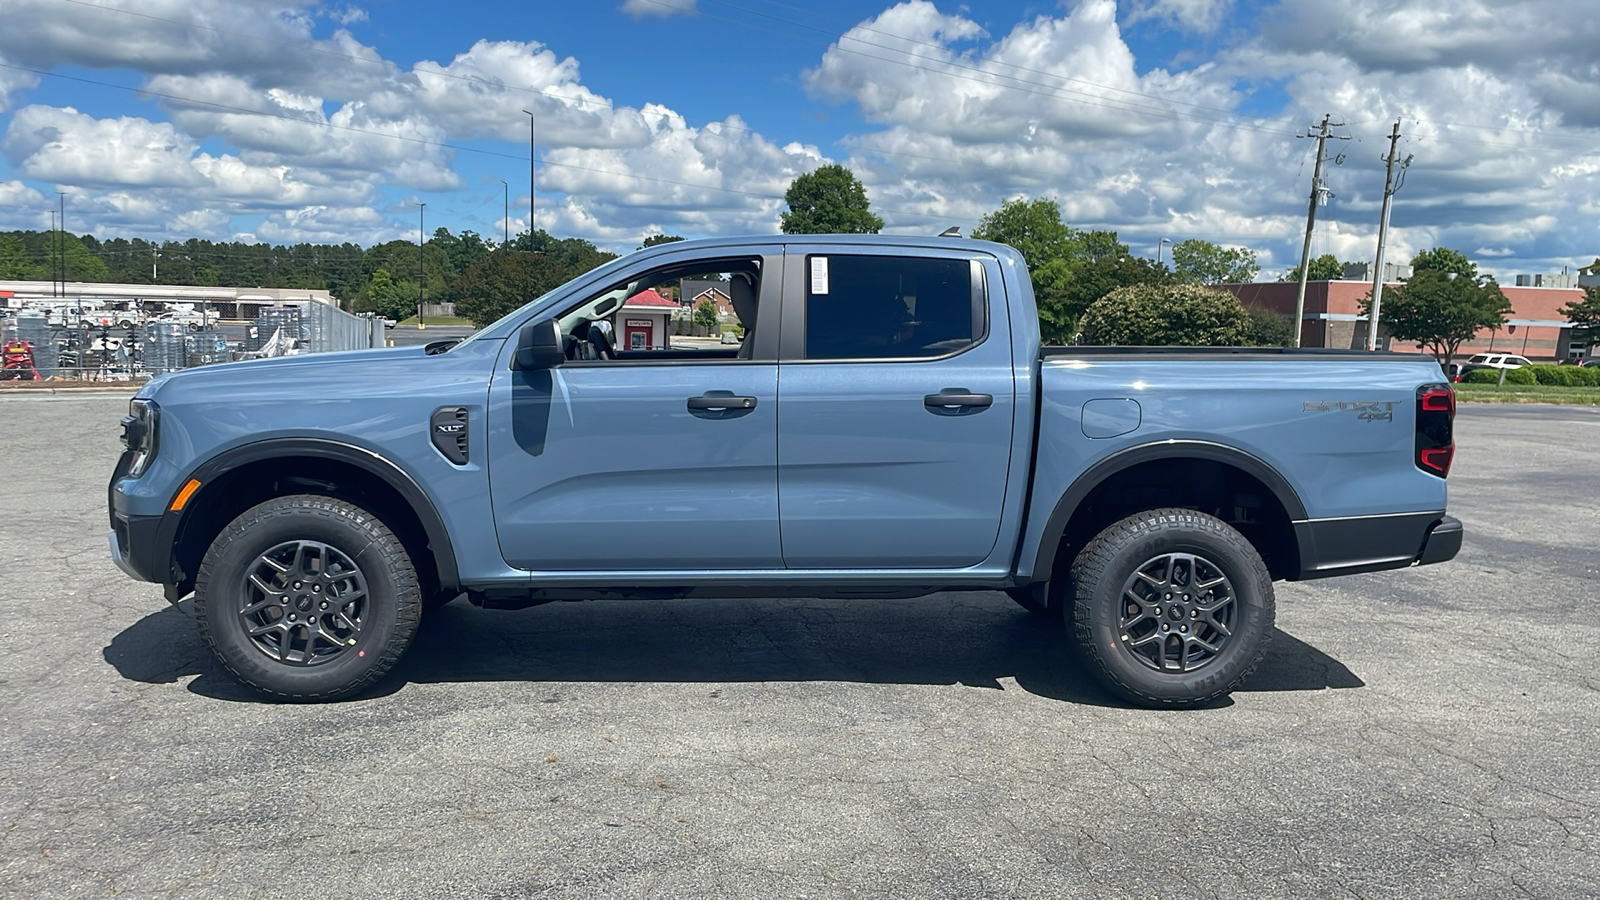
(1503, 365, 1538, 385)
(1530, 365, 1571, 386)
(1461, 368, 1500, 384)
(1574, 365, 1600, 387)
(1079, 283, 1251, 346)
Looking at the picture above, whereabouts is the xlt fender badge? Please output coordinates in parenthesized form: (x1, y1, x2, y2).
(1304, 400, 1397, 422)
(430, 407, 470, 464)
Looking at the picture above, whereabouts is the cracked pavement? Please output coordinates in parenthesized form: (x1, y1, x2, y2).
(1, 396, 1596, 899)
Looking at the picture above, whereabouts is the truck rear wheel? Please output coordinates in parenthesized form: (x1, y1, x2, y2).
(1069, 508, 1273, 708)
(194, 495, 422, 701)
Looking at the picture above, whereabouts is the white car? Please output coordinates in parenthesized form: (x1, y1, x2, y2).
(1464, 353, 1532, 370)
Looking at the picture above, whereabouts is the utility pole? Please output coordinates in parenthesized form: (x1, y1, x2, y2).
(1292, 114, 1350, 348)
(522, 109, 536, 244)
(1367, 120, 1413, 351)
(499, 179, 510, 248)
(417, 202, 426, 329)
(49, 210, 57, 298)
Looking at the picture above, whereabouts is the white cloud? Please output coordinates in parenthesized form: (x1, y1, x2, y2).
(255, 204, 397, 244)
(0, 178, 50, 228)
(2, 106, 206, 188)
(620, 0, 695, 19)
(0, 55, 39, 113)
(1124, 0, 1235, 34)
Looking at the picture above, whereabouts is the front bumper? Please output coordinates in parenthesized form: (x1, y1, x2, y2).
(108, 511, 166, 584)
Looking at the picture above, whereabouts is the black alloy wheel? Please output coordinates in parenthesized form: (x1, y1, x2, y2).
(196, 495, 421, 701)
(1115, 552, 1237, 673)
(238, 540, 369, 667)
(1070, 508, 1273, 708)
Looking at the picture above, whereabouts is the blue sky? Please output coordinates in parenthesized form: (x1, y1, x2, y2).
(0, 0, 1596, 280)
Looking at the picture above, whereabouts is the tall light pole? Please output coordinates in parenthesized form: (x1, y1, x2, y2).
(1157, 237, 1171, 267)
(417, 202, 426, 329)
(49, 210, 57, 298)
(521, 109, 535, 243)
(498, 179, 510, 248)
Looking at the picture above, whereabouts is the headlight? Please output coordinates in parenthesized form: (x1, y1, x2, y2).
(121, 398, 159, 478)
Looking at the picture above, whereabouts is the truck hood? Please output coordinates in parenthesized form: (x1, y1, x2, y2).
(138, 344, 431, 400)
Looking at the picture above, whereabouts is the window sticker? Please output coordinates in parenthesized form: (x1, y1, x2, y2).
(810, 256, 829, 295)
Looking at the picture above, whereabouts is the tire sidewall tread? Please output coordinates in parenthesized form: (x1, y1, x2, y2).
(1069, 508, 1275, 709)
(194, 494, 421, 701)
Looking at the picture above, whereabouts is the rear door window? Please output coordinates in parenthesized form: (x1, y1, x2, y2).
(802, 255, 983, 360)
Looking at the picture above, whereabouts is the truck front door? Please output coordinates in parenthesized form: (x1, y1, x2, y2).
(775, 246, 1016, 569)
(487, 249, 783, 572)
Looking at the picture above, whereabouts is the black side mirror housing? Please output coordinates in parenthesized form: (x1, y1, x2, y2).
(514, 318, 566, 370)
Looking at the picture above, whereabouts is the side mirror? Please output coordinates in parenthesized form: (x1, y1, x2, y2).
(513, 318, 565, 370)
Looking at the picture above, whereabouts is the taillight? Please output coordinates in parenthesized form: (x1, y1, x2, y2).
(1415, 384, 1454, 477)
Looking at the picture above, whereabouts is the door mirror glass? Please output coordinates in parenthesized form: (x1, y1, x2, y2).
(514, 318, 565, 370)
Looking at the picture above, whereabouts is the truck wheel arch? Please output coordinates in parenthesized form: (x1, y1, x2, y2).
(1028, 440, 1307, 585)
(162, 438, 460, 601)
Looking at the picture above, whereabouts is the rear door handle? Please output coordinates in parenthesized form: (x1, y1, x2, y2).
(687, 395, 757, 411)
(924, 391, 993, 409)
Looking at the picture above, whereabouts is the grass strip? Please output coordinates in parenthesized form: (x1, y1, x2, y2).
(1454, 384, 1600, 405)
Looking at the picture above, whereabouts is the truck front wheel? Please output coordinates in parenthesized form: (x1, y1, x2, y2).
(194, 495, 422, 701)
(1069, 508, 1274, 708)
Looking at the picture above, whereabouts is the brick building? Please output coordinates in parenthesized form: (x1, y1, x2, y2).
(1217, 274, 1587, 362)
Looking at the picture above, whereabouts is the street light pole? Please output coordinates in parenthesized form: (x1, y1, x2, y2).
(499, 179, 510, 248)
(59, 193, 71, 315)
(1157, 237, 1171, 266)
(417, 202, 426, 330)
(521, 109, 535, 243)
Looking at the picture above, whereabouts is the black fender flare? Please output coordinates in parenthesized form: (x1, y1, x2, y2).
(1026, 439, 1308, 585)
(158, 437, 460, 593)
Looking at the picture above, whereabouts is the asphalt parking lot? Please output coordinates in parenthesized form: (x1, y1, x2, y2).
(1, 397, 1596, 899)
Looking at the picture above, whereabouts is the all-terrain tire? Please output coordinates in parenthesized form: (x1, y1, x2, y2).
(1070, 508, 1274, 708)
(195, 494, 422, 701)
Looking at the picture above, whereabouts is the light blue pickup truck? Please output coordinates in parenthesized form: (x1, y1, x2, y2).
(108, 235, 1462, 707)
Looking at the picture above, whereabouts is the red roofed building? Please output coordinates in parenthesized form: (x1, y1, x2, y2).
(1218, 277, 1587, 362)
(610, 288, 675, 351)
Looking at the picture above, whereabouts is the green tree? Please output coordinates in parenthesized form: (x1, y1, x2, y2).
(354, 268, 419, 321)
(1561, 285, 1600, 349)
(973, 198, 1092, 343)
(1282, 253, 1346, 282)
(0, 233, 45, 279)
(641, 234, 685, 249)
(430, 227, 490, 279)
(1081, 229, 1129, 263)
(972, 198, 1081, 270)
(779, 164, 883, 235)
(1359, 265, 1512, 368)
(1244, 306, 1295, 346)
(1410, 247, 1476, 277)
(1080, 283, 1252, 346)
(37, 231, 112, 283)
(693, 298, 719, 331)
(1170, 239, 1259, 284)
(1052, 254, 1173, 341)
(450, 251, 577, 327)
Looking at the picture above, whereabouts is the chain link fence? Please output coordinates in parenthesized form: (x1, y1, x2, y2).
(1, 302, 384, 382)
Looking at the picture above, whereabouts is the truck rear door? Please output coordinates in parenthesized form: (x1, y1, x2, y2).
(775, 246, 1015, 569)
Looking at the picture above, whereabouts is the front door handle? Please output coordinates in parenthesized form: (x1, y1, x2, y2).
(924, 390, 993, 410)
(688, 394, 757, 411)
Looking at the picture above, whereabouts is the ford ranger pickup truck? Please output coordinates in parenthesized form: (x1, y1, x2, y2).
(108, 235, 1462, 707)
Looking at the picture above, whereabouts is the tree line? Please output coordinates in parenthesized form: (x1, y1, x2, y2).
(4, 162, 1593, 363)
